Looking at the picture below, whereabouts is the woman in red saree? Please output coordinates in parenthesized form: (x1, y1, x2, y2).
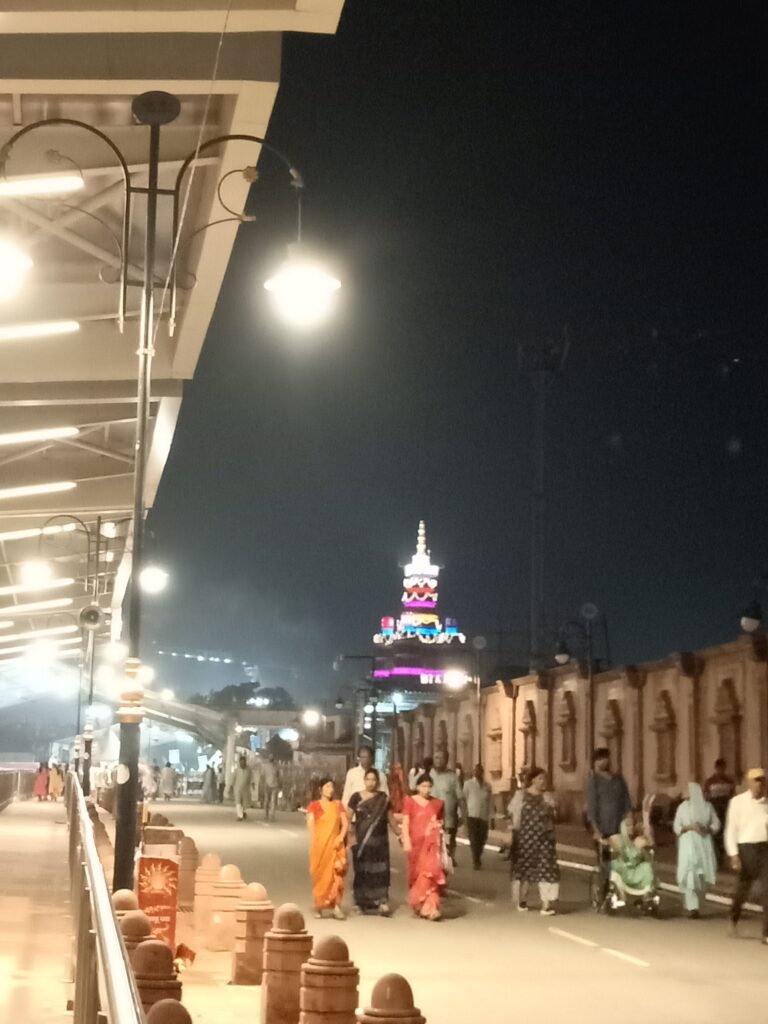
(401, 773, 446, 921)
(306, 777, 348, 920)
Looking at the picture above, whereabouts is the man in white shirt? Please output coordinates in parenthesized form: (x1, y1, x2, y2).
(342, 746, 389, 807)
(724, 767, 768, 941)
(462, 764, 493, 870)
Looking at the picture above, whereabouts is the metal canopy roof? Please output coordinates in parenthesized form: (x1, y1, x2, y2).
(0, 1, 344, 697)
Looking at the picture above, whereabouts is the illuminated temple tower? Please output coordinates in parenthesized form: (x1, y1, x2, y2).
(373, 520, 467, 689)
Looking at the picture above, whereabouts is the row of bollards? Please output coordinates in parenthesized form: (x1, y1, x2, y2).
(102, 808, 425, 1024)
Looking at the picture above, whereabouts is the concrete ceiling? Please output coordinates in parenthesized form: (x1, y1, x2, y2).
(0, 1, 345, 690)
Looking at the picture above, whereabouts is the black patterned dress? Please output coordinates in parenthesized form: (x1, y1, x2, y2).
(511, 791, 560, 884)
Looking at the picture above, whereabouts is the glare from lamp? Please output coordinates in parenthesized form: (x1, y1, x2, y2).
(102, 640, 128, 664)
(0, 480, 76, 501)
(264, 248, 341, 329)
(741, 615, 762, 634)
(19, 560, 54, 589)
(161, 688, 175, 702)
(136, 663, 155, 685)
(139, 565, 169, 595)
(302, 709, 321, 728)
(443, 669, 470, 691)
(0, 238, 33, 300)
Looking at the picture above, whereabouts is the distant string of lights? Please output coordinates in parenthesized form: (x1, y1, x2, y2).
(155, 647, 254, 668)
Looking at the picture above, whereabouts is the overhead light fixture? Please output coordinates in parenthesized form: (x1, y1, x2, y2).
(0, 576, 73, 598)
(0, 621, 14, 629)
(0, 172, 84, 197)
(0, 320, 80, 343)
(264, 244, 341, 329)
(140, 565, 169, 594)
(0, 425, 79, 447)
(0, 596, 73, 617)
(0, 623, 78, 645)
(0, 522, 77, 544)
(0, 238, 33, 300)
(0, 635, 82, 659)
(0, 481, 76, 501)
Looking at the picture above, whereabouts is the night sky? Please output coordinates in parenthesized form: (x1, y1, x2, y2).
(146, 1, 768, 700)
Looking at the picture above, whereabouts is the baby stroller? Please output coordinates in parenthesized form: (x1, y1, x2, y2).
(590, 795, 660, 917)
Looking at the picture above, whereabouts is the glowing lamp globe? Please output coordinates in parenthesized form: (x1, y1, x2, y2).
(264, 245, 340, 329)
(741, 600, 762, 634)
(0, 238, 33, 300)
(302, 709, 321, 728)
(554, 641, 571, 666)
(443, 669, 469, 691)
(139, 565, 169, 595)
(19, 559, 54, 589)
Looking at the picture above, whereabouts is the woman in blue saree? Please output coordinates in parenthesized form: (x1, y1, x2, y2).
(347, 768, 396, 915)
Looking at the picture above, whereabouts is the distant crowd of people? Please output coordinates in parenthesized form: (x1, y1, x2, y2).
(33, 763, 64, 801)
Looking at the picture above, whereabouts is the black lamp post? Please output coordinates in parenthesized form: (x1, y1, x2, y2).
(2, 92, 332, 891)
(554, 604, 610, 762)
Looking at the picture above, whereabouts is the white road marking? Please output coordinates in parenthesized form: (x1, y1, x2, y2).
(549, 927, 598, 948)
(446, 888, 483, 904)
(602, 948, 649, 968)
(280, 829, 299, 839)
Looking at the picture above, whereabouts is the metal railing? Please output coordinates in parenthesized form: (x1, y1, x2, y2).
(0, 769, 35, 809)
(66, 772, 146, 1024)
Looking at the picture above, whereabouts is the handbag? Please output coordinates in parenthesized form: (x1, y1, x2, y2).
(439, 831, 453, 875)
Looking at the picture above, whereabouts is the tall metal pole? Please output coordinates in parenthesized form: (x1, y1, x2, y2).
(113, 92, 180, 892)
(586, 619, 594, 762)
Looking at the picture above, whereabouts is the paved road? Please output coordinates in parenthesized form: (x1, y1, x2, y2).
(165, 800, 768, 1023)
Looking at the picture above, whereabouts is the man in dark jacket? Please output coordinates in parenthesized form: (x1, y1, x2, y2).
(585, 747, 632, 898)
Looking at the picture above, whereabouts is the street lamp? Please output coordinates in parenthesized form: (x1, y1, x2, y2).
(554, 604, 609, 762)
(1, 92, 340, 891)
(740, 575, 768, 634)
(302, 709, 321, 729)
(139, 565, 169, 595)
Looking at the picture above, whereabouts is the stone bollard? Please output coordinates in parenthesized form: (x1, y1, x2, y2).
(231, 882, 274, 985)
(132, 939, 182, 1014)
(149, 813, 171, 826)
(178, 837, 199, 911)
(356, 975, 425, 1024)
(261, 903, 313, 1024)
(144, 825, 184, 849)
(112, 889, 139, 923)
(299, 935, 359, 1024)
(194, 852, 221, 933)
(120, 910, 155, 962)
(146, 999, 193, 1024)
(207, 864, 245, 952)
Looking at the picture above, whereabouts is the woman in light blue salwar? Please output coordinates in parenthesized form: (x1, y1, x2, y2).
(674, 782, 720, 918)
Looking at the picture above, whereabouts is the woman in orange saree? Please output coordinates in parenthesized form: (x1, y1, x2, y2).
(401, 774, 446, 921)
(306, 777, 349, 920)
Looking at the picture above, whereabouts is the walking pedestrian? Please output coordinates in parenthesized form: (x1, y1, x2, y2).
(725, 767, 768, 941)
(201, 764, 217, 803)
(233, 754, 252, 821)
(704, 759, 736, 868)
(262, 756, 280, 821)
(463, 764, 492, 869)
(673, 782, 720, 918)
(33, 763, 49, 801)
(509, 767, 560, 915)
(306, 777, 348, 920)
(48, 764, 64, 801)
(342, 746, 388, 807)
(585, 747, 631, 899)
(216, 762, 225, 803)
(347, 768, 395, 915)
(430, 750, 463, 866)
(401, 774, 446, 921)
(159, 762, 176, 801)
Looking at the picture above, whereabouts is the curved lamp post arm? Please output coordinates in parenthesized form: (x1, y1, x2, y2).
(37, 513, 94, 596)
(0, 118, 132, 333)
(169, 133, 304, 335)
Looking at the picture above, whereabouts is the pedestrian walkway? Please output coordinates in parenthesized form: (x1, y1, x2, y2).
(0, 799, 72, 1023)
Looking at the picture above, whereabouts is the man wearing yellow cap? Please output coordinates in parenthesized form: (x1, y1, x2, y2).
(724, 768, 768, 941)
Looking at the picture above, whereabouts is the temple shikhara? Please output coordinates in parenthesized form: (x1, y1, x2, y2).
(373, 520, 467, 688)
